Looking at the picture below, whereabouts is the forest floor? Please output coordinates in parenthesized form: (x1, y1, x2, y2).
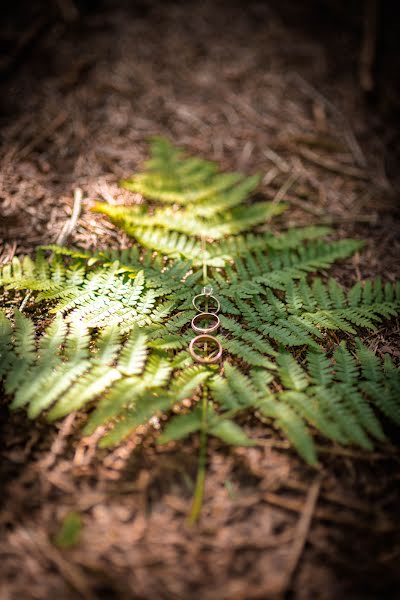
(1, 1, 400, 599)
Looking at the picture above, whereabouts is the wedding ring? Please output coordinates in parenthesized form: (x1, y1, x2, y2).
(189, 335, 223, 364)
(191, 312, 220, 334)
(192, 293, 220, 314)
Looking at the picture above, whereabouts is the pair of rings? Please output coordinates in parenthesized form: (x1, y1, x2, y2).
(189, 286, 223, 364)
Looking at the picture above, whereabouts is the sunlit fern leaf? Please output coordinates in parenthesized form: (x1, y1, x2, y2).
(148, 334, 186, 351)
(9, 319, 91, 413)
(191, 174, 261, 216)
(0, 255, 38, 290)
(142, 353, 173, 387)
(47, 364, 121, 421)
(94, 199, 287, 241)
(83, 378, 141, 436)
(1, 314, 174, 430)
(123, 226, 209, 264)
(0, 249, 197, 331)
(120, 137, 244, 205)
(95, 324, 122, 364)
(94, 137, 289, 252)
(117, 327, 148, 376)
(84, 353, 174, 437)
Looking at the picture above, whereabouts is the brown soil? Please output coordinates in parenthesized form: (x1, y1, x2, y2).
(1, 2, 399, 599)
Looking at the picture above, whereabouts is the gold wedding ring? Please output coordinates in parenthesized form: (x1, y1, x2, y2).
(191, 312, 220, 334)
(189, 335, 223, 364)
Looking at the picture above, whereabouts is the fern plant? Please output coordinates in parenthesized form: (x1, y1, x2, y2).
(206, 342, 400, 465)
(0, 311, 256, 450)
(1, 138, 400, 512)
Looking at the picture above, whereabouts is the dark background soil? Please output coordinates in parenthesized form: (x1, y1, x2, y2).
(1, 1, 400, 599)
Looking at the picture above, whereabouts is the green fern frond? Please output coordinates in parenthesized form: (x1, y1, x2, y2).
(273, 343, 400, 452)
(4, 310, 36, 395)
(0, 313, 13, 377)
(213, 240, 363, 300)
(2, 138, 400, 475)
(117, 328, 148, 375)
(169, 365, 212, 401)
(157, 408, 203, 443)
(276, 352, 308, 391)
(93, 137, 289, 255)
(98, 392, 172, 448)
(208, 413, 255, 446)
(93, 199, 286, 241)
(0, 315, 178, 443)
(120, 137, 244, 205)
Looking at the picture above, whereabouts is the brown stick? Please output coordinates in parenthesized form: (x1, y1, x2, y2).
(290, 73, 367, 168)
(296, 146, 368, 180)
(56, 188, 83, 245)
(283, 479, 373, 514)
(262, 492, 395, 532)
(279, 475, 322, 595)
(271, 173, 299, 205)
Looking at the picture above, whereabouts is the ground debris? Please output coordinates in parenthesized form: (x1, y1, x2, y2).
(1, 1, 399, 599)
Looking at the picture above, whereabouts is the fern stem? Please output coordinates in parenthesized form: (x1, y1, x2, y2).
(201, 235, 208, 285)
(188, 385, 209, 525)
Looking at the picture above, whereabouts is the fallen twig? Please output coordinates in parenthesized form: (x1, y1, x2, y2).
(262, 491, 395, 532)
(279, 475, 322, 595)
(283, 479, 373, 514)
(271, 173, 299, 205)
(315, 444, 398, 461)
(296, 146, 368, 180)
(56, 188, 83, 245)
(290, 72, 367, 168)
